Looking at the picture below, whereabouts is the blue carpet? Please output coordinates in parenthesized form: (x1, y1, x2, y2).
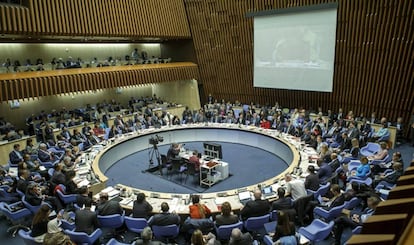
(105, 141, 288, 194)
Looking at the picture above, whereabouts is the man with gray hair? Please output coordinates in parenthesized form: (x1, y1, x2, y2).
(134, 226, 165, 245)
(229, 228, 253, 245)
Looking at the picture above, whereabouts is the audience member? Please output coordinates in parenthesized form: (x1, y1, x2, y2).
(285, 174, 307, 200)
(304, 165, 320, 191)
(30, 204, 51, 243)
(214, 201, 239, 227)
(189, 194, 211, 219)
(96, 192, 123, 215)
(190, 229, 217, 245)
(333, 196, 381, 245)
(240, 189, 270, 220)
(272, 211, 297, 244)
(148, 202, 180, 226)
(75, 198, 100, 234)
(134, 226, 165, 245)
(132, 193, 153, 219)
(271, 187, 293, 211)
(228, 228, 253, 245)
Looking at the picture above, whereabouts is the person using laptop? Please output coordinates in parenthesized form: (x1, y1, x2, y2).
(240, 189, 270, 220)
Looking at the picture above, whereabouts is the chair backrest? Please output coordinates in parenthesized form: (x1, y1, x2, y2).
(124, 216, 148, 233)
(215, 221, 243, 240)
(152, 224, 180, 239)
(56, 189, 77, 204)
(244, 214, 270, 231)
(18, 229, 42, 245)
(65, 229, 92, 244)
(22, 195, 40, 214)
(270, 210, 278, 221)
(316, 182, 331, 198)
(326, 203, 347, 221)
(345, 197, 361, 210)
(314, 220, 334, 242)
(47, 168, 55, 177)
(97, 213, 124, 228)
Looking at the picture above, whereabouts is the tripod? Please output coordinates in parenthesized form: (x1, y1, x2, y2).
(148, 144, 163, 175)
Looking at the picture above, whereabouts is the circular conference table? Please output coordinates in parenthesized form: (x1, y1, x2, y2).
(91, 123, 307, 213)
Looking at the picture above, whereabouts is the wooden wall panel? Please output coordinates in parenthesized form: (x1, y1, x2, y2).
(184, 0, 414, 128)
(0, 0, 191, 38)
(0, 63, 197, 101)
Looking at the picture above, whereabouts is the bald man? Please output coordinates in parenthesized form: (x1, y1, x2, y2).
(240, 189, 270, 220)
(229, 228, 253, 245)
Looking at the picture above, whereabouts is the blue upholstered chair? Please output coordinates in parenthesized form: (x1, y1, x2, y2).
(344, 197, 361, 210)
(307, 182, 331, 199)
(152, 224, 180, 243)
(55, 184, 77, 205)
(124, 216, 148, 235)
(298, 219, 334, 242)
(64, 228, 103, 245)
(360, 143, 381, 157)
(243, 214, 270, 233)
(97, 212, 125, 229)
(0, 201, 32, 222)
(106, 238, 134, 245)
(313, 203, 346, 222)
(215, 221, 243, 241)
(21, 195, 41, 215)
(18, 229, 42, 245)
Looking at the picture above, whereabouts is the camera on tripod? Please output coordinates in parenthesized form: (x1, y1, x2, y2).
(149, 135, 164, 145)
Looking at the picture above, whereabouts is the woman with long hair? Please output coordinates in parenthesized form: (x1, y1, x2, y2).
(31, 204, 51, 242)
(273, 211, 296, 243)
(189, 195, 211, 219)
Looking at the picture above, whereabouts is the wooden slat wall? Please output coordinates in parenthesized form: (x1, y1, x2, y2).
(0, 63, 199, 101)
(184, 0, 414, 125)
(0, 0, 191, 38)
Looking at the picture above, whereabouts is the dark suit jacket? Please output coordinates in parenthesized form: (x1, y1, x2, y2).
(240, 199, 270, 220)
(9, 150, 23, 165)
(328, 194, 345, 209)
(318, 163, 333, 183)
(76, 194, 92, 208)
(271, 197, 293, 211)
(215, 214, 239, 227)
(383, 170, 404, 184)
(75, 208, 100, 234)
(304, 173, 320, 191)
(148, 212, 181, 226)
(38, 149, 52, 162)
(132, 200, 153, 219)
(328, 159, 341, 172)
(134, 239, 165, 245)
(96, 200, 123, 216)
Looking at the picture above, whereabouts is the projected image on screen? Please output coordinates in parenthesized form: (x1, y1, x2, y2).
(253, 6, 337, 92)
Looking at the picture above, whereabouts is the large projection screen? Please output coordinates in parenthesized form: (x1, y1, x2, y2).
(252, 4, 337, 92)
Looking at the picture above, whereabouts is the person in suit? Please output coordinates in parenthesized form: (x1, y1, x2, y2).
(320, 184, 345, 210)
(374, 162, 404, 191)
(51, 163, 66, 186)
(75, 199, 100, 235)
(304, 166, 320, 191)
(214, 201, 239, 227)
(228, 228, 253, 245)
(317, 159, 333, 184)
(134, 226, 165, 245)
(272, 187, 293, 211)
(9, 143, 24, 165)
(148, 202, 181, 226)
(38, 143, 56, 163)
(76, 186, 92, 208)
(328, 153, 341, 172)
(132, 193, 153, 219)
(240, 189, 270, 220)
(333, 196, 381, 245)
(96, 192, 123, 215)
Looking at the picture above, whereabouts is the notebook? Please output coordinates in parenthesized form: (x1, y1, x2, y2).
(262, 186, 277, 199)
(238, 191, 252, 205)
